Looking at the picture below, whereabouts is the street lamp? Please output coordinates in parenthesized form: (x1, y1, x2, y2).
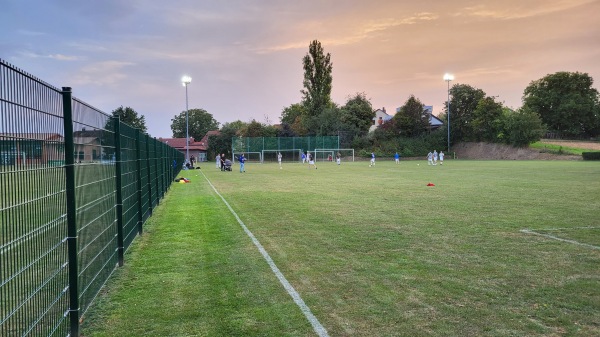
(443, 73, 454, 153)
(181, 75, 192, 166)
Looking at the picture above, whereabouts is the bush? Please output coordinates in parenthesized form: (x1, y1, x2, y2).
(503, 107, 546, 147)
(582, 152, 600, 160)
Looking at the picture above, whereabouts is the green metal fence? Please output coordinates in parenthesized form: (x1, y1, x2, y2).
(232, 136, 340, 162)
(0, 58, 184, 336)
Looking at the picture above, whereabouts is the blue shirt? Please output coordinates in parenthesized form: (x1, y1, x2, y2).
(239, 156, 246, 163)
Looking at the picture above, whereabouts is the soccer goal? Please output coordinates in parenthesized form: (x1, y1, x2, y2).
(261, 149, 303, 163)
(313, 148, 355, 162)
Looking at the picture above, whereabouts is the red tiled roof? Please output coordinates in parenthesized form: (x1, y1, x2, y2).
(159, 130, 220, 152)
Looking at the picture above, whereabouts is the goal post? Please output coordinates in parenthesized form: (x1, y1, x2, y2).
(261, 149, 303, 163)
(314, 148, 355, 162)
(312, 149, 335, 162)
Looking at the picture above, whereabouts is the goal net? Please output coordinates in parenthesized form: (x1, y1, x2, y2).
(261, 149, 303, 163)
(313, 148, 354, 162)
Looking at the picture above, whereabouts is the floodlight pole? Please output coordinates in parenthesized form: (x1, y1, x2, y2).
(444, 73, 454, 153)
(182, 75, 192, 165)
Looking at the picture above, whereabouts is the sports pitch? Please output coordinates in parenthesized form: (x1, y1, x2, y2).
(82, 160, 600, 336)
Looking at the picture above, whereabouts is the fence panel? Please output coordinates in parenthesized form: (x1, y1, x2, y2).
(0, 58, 183, 336)
(0, 61, 70, 337)
(119, 123, 141, 250)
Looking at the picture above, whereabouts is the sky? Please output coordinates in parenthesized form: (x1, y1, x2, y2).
(2, 0, 599, 138)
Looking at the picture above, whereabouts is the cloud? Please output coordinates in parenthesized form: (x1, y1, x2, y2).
(71, 61, 134, 86)
(256, 12, 440, 53)
(49, 54, 79, 61)
(459, 0, 596, 20)
(17, 29, 46, 36)
(18, 51, 79, 61)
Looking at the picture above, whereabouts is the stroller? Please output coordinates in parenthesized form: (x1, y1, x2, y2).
(223, 159, 232, 171)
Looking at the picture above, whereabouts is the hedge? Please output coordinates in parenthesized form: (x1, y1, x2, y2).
(582, 152, 600, 160)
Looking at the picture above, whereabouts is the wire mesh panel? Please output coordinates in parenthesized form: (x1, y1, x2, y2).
(0, 58, 184, 336)
(138, 133, 151, 224)
(0, 60, 70, 336)
(148, 138, 159, 210)
(70, 98, 118, 321)
(118, 122, 140, 250)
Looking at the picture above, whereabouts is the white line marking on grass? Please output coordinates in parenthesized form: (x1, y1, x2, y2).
(520, 229, 600, 250)
(200, 171, 329, 337)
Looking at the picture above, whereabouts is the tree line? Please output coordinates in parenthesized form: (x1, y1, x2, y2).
(113, 41, 600, 158)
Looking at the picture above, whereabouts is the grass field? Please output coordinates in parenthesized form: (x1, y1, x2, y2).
(531, 140, 600, 155)
(80, 159, 600, 337)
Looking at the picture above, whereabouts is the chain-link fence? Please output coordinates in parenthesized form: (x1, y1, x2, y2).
(0, 59, 184, 336)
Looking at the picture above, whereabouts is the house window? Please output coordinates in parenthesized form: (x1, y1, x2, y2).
(378, 117, 383, 125)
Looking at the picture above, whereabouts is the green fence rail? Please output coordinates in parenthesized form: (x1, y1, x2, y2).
(0, 58, 184, 336)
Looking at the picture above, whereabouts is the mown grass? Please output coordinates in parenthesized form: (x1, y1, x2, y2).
(530, 141, 595, 155)
(81, 159, 600, 337)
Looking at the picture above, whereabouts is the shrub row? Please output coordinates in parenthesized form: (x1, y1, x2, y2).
(582, 152, 600, 160)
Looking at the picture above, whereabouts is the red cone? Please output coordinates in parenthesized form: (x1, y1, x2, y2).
(427, 182, 435, 186)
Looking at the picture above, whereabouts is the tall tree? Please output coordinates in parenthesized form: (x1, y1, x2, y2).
(471, 96, 505, 142)
(277, 122, 297, 137)
(301, 40, 333, 118)
(446, 84, 486, 143)
(392, 95, 429, 137)
(523, 71, 600, 137)
(171, 108, 219, 140)
(111, 106, 147, 132)
(340, 93, 374, 137)
(280, 103, 307, 135)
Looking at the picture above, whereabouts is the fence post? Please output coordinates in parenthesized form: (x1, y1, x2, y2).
(62, 87, 80, 337)
(154, 139, 160, 201)
(146, 134, 153, 215)
(114, 117, 124, 267)
(135, 129, 144, 235)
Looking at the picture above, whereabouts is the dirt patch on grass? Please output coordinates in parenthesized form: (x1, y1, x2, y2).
(452, 142, 581, 160)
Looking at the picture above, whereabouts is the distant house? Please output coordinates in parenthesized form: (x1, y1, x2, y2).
(369, 107, 393, 132)
(423, 106, 444, 131)
(390, 105, 445, 132)
(159, 130, 219, 163)
(0, 133, 64, 166)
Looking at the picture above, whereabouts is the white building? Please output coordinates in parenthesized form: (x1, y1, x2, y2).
(369, 107, 393, 132)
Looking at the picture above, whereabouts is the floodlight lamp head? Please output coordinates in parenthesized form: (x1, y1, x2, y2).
(181, 75, 192, 86)
(443, 73, 454, 81)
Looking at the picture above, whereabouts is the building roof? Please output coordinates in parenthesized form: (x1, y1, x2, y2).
(159, 130, 220, 152)
(373, 108, 393, 121)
